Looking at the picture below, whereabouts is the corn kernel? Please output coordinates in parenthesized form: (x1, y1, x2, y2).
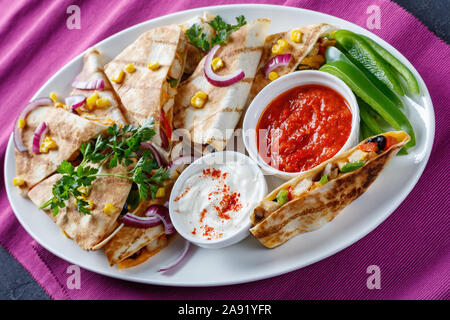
(147, 61, 160, 71)
(211, 57, 224, 71)
(112, 70, 125, 84)
(103, 203, 117, 216)
(268, 71, 279, 81)
(95, 98, 111, 109)
(290, 30, 303, 43)
(125, 64, 136, 73)
(190, 91, 208, 108)
(272, 39, 289, 55)
(86, 200, 94, 210)
(50, 92, 58, 102)
(13, 177, 25, 187)
(77, 186, 88, 195)
(86, 92, 99, 110)
(40, 136, 58, 153)
(155, 187, 165, 198)
(171, 170, 180, 179)
(17, 119, 26, 129)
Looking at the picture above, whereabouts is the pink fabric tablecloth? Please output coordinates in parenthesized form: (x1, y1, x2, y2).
(0, 0, 448, 300)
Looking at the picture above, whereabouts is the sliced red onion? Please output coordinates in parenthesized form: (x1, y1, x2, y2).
(14, 98, 53, 152)
(121, 212, 161, 228)
(168, 155, 197, 177)
(145, 205, 175, 235)
(139, 142, 164, 167)
(263, 54, 292, 78)
(72, 78, 105, 90)
(32, 122, 48, 154)
(65, 95, 86, 110)
(158, 239, 191, 273)
(204, 45, 245, 87)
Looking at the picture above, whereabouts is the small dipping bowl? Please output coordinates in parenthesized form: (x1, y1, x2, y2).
(243, 70, 360, 180)
(169, 151, 267, 249)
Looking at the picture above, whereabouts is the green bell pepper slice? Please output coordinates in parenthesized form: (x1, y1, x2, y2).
(325, 46, 403, 108)
(276, 189, 289, 206)
(319, 60, 415, 149)
(358, 34, 420, 94)
(334, 30, 405, 96)
(357, 97, 384, 135)
(340, 161, 366, 173)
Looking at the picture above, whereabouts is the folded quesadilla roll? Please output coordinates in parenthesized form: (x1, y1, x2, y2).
(71, 48, 127, 126)
(104, 25, 188, 155)
(173, 18, 271, 151)
(250, 131, 410, 248)
(104, 177, 176, 268)
(28, 162, 133, 250)
(14, 106, 106, 196)
(248, 23, 336, 103)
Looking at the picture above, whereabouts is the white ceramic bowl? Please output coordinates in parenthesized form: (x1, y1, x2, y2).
(169, 151, 267, 249)
(243, 70, 360, 180)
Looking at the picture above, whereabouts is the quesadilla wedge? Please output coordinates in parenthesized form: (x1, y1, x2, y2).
(173, 18, 270, 151)
(14, 106, 106, 196)
(250, 131, 410, 248)
(71, 48, 127, 126)
(104, 177, 176, 268)
(248, 23, 336, 103)
(28, 162, 133, 250)
(104, 25, 188, 154)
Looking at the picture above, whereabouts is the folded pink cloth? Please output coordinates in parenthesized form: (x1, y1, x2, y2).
(0, 0, 448, 300)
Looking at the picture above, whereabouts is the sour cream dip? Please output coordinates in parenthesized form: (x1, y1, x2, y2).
(169, 151, 267, 249)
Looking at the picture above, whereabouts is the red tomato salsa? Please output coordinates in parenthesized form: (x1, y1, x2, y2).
(257, 84, 352, 173)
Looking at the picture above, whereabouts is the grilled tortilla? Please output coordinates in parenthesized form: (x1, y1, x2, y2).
(28, 162, 133, 250)
(104, 177, 176, 267)
(173, 18, 270, 151)
(250, 131, 410, 248)
(104, 25, 187, 153)
(71, 48, 127, 126)
(248, 23, 335, 103)
(14, 106, 106, 196)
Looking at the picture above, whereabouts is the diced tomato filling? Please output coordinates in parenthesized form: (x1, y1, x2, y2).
(160, 109, 172, 140)
(384, 136, 397, 150)
(359, 142, 378, 152)
(287, 186, 293, 201)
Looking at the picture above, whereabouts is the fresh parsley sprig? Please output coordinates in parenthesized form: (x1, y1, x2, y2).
(186, 15, 247, 52)
(39, 118, 168, 216)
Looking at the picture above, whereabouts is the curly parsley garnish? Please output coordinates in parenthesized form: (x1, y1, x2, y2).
(39, 118, 169, 216)
(186, 15, 247, 52)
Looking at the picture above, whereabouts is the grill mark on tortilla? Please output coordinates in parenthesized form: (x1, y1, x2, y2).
(218, 45, 264, 59)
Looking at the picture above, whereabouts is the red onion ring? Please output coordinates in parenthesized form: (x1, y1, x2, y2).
(168, 155, 197, 177)
(65, 95, 86, 110)
(14, 97, 53, 152)
(121, 212, 161, 228)
(158, 239, 191, 273)
(204, 45, 245, 87)
(145, 205, 175, 235)
(32, 122, 48, 154)
(139, 142, 164, 167)
(72, 79, 105, 90)
(263, 54, 292, 78)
